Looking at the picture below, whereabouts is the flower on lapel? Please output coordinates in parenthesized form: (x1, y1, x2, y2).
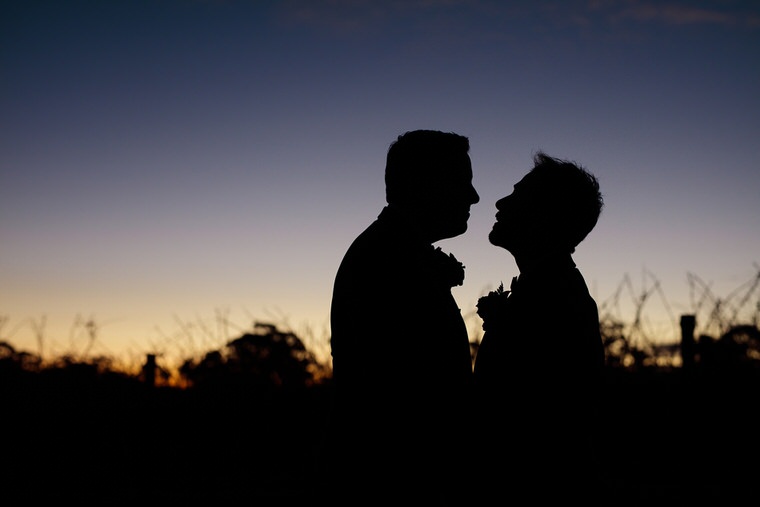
(476, 282, 510, 331)
(431, 247, 465, 288)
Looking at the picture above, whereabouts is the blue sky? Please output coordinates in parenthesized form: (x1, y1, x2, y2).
(1, 0, 759, 366)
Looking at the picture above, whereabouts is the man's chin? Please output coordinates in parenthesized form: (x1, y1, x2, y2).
(433, 222, 469, 241)
(449, 223, 469, 238)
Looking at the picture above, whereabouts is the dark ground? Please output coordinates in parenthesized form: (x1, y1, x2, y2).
(3, 365, 758, 505)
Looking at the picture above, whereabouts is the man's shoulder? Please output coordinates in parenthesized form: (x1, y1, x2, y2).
(334, 222, 409, 289)
(340, 219, 420, 266)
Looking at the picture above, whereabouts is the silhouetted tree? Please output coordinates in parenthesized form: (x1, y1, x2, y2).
(696, 324, 760, 371)
(178, 322, 327, 390)
(600, 319, 630, 368)
(0, 340, 42, 373)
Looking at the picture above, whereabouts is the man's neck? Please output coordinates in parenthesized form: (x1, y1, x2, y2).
(380, 204, 442, 244)
(514, 250, 575, 276)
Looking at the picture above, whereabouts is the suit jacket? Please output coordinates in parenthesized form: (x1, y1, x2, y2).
(473, 257, 605, 502)
(328, 206, 474, 501)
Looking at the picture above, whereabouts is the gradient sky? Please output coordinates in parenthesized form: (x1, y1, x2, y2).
(2, 0, 759, 367)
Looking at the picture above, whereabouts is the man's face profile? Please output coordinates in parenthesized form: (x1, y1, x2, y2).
(423, 153, 479, 241)
(488, 173, 540, 251)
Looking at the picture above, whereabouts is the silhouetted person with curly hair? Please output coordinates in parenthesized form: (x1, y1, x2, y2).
(327, 129, 479, 504)
(473, 151, 605, 504)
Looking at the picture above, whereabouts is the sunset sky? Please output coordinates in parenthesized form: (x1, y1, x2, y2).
(2, 0, 759, 366)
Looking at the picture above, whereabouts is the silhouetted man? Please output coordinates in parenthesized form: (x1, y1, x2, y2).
(473, 152, 605, 504)
(328, 129, 479, 504)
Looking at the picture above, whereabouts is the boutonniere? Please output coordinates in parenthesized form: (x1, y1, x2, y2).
(431, 247, 465, 288)
(476, 282, 510, 331)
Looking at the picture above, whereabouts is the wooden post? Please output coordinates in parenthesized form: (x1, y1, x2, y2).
(680, 314, 696, 371)
(143, 353, 157, 387)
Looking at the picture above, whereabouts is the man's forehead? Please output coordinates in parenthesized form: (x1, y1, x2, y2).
(438, 154, 472, 174)
(515, 170, 541, 188)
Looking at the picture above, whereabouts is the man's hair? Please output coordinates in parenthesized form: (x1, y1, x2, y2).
(529, 151, 604, 250)
(384, 130, 470, 204)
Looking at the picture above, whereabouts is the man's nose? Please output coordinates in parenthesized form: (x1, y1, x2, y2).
(470, 185, 480, 204)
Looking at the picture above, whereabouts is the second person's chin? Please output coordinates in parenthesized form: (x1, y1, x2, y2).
(488, 227, 506, 248)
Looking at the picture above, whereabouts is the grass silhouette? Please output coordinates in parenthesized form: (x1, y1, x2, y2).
(2, 269, 759, 502)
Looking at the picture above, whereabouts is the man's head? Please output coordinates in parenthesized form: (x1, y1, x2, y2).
(489, 151, 603, 256)
(385, 129, 479, 242)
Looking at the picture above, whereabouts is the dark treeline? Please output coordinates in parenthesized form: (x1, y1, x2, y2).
(2, 323, 332, 502)
(2, 318, 759, 503)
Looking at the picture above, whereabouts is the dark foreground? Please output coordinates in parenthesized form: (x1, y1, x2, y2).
(4, 365, 758, 505)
